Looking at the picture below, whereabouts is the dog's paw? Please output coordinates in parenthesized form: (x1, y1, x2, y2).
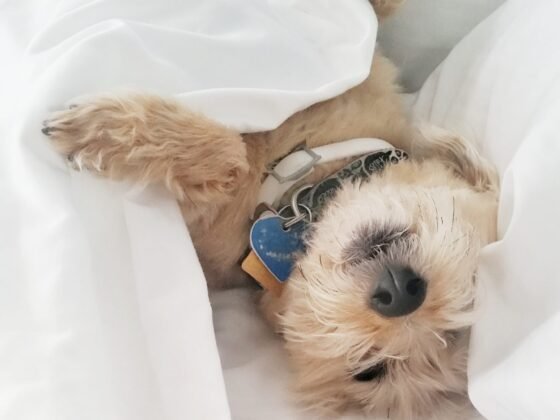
(42, 100, 126, 172)
(42, 94, 250, 202)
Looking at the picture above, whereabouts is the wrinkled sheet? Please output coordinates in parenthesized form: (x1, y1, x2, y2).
(0, 1, 377, 419)
(412, 0, 560, 418)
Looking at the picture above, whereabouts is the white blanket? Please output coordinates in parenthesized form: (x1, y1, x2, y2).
(0, 1, 376, 419)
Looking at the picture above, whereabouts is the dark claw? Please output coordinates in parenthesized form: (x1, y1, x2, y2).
(68, 104, 78, 109)
(41, 125, 53, 136)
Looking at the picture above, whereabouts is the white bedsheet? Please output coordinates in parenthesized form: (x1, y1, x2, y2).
(0, 1, 376, 419)
(412, 1, 560, 418)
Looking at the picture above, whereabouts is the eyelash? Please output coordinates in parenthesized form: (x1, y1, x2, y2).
(367, 227, 408, 249)
(344, 226, 409, 263)
(368, 243, 390, 259)
(353, 363, 387, 382)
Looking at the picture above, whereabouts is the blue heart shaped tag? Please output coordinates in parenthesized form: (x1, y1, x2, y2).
(249, 213, 307, 282)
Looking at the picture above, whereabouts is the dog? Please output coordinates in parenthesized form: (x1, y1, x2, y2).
(42, 1, 499, 418)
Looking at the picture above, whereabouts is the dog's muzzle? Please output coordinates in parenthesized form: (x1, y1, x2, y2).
(370, 265, 427, 317)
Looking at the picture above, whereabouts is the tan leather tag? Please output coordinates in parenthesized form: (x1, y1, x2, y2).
(241, 250, 283, 296)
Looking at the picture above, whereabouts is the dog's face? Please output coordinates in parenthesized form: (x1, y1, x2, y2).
(262, 155, 498, 419)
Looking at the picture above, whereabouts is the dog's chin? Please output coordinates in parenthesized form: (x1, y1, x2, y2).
(282, 316, 473, 419)
(260, 226, 478, 418)
(262, 276, 475, 418)
(294, 383, 473, 420)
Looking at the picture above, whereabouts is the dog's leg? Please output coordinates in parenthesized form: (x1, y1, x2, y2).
(44, 95, 269, 288)
(44, 95, 249, 210)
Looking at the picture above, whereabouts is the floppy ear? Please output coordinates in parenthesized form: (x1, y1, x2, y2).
(412, 124, 499, 193)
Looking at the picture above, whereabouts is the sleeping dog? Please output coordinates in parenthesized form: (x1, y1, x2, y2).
(43, 1, 498, 418)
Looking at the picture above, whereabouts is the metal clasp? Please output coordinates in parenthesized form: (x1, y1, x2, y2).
(283, 185, 313, 229)
(267, 144, 321, 184)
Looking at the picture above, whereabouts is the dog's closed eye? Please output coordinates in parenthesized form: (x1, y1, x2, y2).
(353, 362, 387, 382)
(343, 224, 409, 262)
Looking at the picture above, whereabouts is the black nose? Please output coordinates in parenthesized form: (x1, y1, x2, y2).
(370, 265, 426, 317)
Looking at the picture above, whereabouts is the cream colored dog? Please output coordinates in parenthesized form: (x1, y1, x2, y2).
(43, 1, 499, 418)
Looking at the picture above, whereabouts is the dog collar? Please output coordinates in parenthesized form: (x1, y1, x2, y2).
(243, 138, 408, 295)
(258, 138, 397, 208)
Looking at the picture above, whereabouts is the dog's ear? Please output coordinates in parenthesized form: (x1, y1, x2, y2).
(412, 125, 499, 192)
